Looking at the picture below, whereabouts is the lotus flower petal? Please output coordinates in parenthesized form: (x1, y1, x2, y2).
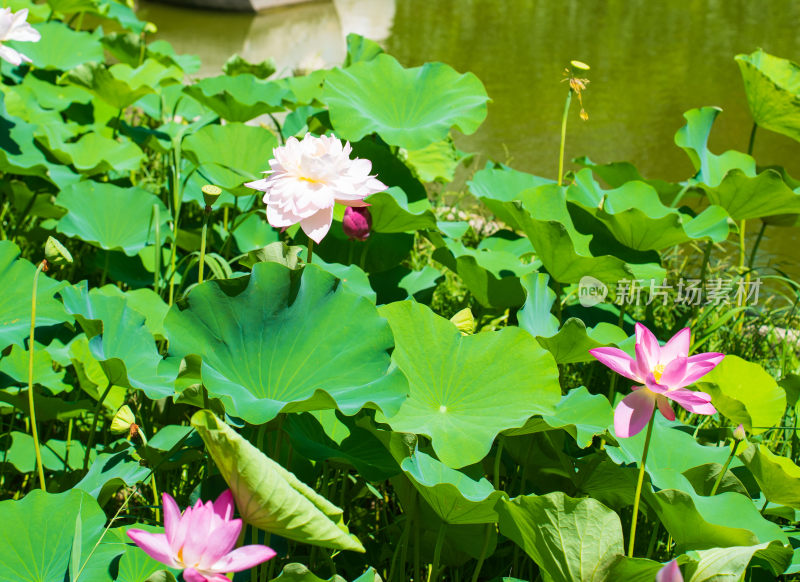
(614, 388, 657, 438)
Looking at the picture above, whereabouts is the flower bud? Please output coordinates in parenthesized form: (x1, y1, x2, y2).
(201, 184, 222, 208)
(733, 423, 746, 441)
(44, 236, 72, 267)
(656, 560, 683, 582)
(111, 405, 136, 434)
(343, 206, 372, 241)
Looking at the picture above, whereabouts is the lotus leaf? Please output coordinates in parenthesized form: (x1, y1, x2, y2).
(183, 74, 288, 122)
(698, 355, 786, 435)
(165, 263, 408, 424)
(191, 409, 365, 552)
(56, 181, 169, 256)
(0, 489, 106, 582)
(61, 283, 177, 399)
(323, 54, 489, 150)
(496, 492, 624, 582)
(17, 22, 104, 71)
(740, 444, 800, 509)
(379, 300, 560, 468)
(736, 49, 800, 143)
(0, 241, 70, 350)
(402, 449, 507, 524)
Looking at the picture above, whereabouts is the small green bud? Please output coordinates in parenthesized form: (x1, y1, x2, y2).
(44, 236, 72, 266)
(733, 423, 746, 441)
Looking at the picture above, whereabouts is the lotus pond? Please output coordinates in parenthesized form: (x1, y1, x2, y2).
(1, 1, 800, 582)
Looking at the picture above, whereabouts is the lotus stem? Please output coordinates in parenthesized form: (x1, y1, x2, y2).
(198, 206, 211, 285)
(747, 122, 758, 156)
(558, 89, 573, 186)
(28, 259, 47, 492)
(748, 221, 767, 270)
(709, 439, 741, 496)
(428, 522, 447, 582)
(471, 524, 492, 582)
(83, 383, 114, 471)
(250, 522, 259, 582)
(153, 203, 161, 293)
(493, 435, 505, 489)
(628, 406, 656, 557)
(307, 239, 314, 264)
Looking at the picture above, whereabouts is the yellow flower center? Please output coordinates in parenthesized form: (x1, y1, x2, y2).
(653, 363, 665, 383)
(298, 176, 323, 184)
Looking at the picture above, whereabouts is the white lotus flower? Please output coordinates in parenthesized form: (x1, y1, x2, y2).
(245, 133, 387, 244)
(0, 8, 40, 66)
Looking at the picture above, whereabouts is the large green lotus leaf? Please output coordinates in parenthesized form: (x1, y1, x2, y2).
(228, 212, 280, 253)
(736, 49, 800, 142)
(0, 489, 106, 582)
(37, 129, 144, 175)
(518, 272, 628, 363)
(496, 492, 624, 582)
(368, 187, 437, 233)
(283, 412, 400, 482)
(183, 74, 289, 122)
(60, 283, 177, 399)
(468, 163, 554, 229)
(398, 265, 443, 299)
(429, 233, 538, 308)
(698, 355, 786, 435)
(96, 286, 170, 339)
(75, 449, 151, 507)
(605, 557, 663, 582)
(646, 488, 787, 551)
(0, 386, 92, 422)
(696, 168, 800, 221)
(191, 409, 365, 552)
(684, 540, 792, 580)
(182, 122, 278, 195)
(0, 241, 70, 350)
(323, 54, 489, 150)
(62, 60, 181, 110)
(674, 107, 756, 188)
(56, 181, 169, 256)
(379, 300, 560, 468)
(165, 263, 408, 424)
(68, 335, 127, 413)
(503, 184, 633, 286)
(740, 444, 800, 509)
(0, 343, 69, 394)
(401, 449, 507, 524)
(14, 22, 104, 71)
(503, 387, 613, 448)
(567, 173, 730, 249)
(573, 155, 682, 201)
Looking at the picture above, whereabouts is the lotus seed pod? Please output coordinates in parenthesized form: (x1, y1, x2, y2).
(110, 405, 136, 434)
(44, 236, 72, 266)
(202, 184, 222, 207)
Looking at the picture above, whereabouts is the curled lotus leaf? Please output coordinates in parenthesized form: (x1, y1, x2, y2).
(191, 409, 365, 552)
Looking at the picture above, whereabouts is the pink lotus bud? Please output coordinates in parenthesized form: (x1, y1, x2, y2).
(733, 423, 746, 441)
(656, 560, 683, 582)
(343, 206, 372, 241)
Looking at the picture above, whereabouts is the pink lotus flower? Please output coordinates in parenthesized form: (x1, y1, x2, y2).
(127, 491, 276, 582)
(245, 133, 386, 244)
(656, 559, 683, 582)
(343, 206, 372, 241)
(589, 323, 723, 438)
(0, 8, 41, 66)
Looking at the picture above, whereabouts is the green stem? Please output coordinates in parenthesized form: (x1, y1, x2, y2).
(100, 251, 109, 286)
(493, 435, 505, 489)
(709, 440, 741, 496)
(558, 89, 573, 186)
(747, 122, 758, 156)
(628, 408, 656, 558)
(307, 239, 314, 264)
(28, 260, 47, 492)
(153, 204, 161, 293)
(198, 207, 210, 285)
(428, 523, 447, 582)
(250, 522, 259, 582)
(471, 524, 492, 582)
(83, 383, 113, 471)
(748, 221, 767, 270)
